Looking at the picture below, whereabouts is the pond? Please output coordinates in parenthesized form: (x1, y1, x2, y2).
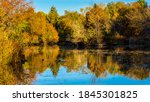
(21, 45, 150, 85)
(0, 45, 150, 85)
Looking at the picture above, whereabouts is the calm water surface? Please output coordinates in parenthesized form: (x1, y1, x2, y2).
(21, 46, 150, 85)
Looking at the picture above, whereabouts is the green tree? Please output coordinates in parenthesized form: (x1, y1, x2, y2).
(106, 2, 126, 20)
(137, 0, 147, 8)
(47, 6, 59, 27)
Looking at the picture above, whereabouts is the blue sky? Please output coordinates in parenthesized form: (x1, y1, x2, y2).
(33, 0, 150, 15)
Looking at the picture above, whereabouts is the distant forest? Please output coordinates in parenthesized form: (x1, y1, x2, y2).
(0, 0, 150, 67)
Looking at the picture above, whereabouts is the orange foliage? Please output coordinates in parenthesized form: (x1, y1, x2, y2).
(44, 23, 59, 44)
(30, 12, 46, 36)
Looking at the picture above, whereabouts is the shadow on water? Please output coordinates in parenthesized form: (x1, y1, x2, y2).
(0, 45, 150, 85)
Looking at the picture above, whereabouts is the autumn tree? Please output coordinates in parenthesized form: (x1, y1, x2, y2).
(112, 0, 150, 39)
(0, 0, 33, 66)
(43, 23, 59, 44)
(0, 1, 34, 85)
(29, 11, 59, 44)
(30, 12, 46, 36)
(125, 8, 150, 37)
(0, 0, 33, 41)
(85, 4, 110, 46)
(58, 11, 86, 45)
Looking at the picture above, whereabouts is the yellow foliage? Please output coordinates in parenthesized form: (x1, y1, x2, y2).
(43, 23, 59, 44)
(0, 32, 20, 65)
(30, 12, 47, 35)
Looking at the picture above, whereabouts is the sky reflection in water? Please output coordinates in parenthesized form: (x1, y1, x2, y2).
(32, 67, 150, 85)
(27, 46, 150, 85)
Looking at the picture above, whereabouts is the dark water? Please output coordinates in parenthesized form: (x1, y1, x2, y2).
(1, 46, 150, 85)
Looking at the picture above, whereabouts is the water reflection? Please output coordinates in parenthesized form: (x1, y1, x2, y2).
(0, 63, 27, 85)
(23, 46, 60, 80)
(1, 46, 150, 85)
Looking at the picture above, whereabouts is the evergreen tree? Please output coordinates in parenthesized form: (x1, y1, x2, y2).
(47, 6, 59, 26)
(137, 0, 147, 8)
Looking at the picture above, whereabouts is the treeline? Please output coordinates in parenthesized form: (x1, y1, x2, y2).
(1, 0, 150, 46)
(56, 0, 150, 47)
(0, 0, 150, 66)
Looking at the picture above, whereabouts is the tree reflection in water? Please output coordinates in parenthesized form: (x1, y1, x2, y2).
(23, 45, 60, 82)
(87, 51, 150, 80)
(0, 46, 150, 84)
